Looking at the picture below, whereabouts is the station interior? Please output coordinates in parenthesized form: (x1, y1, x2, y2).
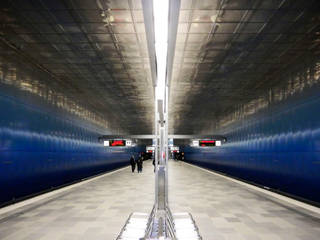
(0, 0, 320, 239)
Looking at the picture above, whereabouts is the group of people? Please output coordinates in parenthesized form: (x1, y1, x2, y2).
(130, 152, 184, 173)
(130, 154, 144, 173)
(173, 151, 184, 161)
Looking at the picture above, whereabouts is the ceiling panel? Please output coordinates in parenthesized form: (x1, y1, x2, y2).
(0, 0, 154, 134)
(1, 0, 319, 135)
(169, 0, 320, 134)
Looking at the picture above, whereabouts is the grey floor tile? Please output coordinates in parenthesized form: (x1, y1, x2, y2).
(0, 160, 319, 240)
(168, 161, 320, 240)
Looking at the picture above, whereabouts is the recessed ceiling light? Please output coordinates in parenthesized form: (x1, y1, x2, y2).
(153, 0, 169, 102)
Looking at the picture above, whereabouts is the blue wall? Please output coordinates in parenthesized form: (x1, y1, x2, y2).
(182, 87, 320, 205)
(0, 84, 144, 207)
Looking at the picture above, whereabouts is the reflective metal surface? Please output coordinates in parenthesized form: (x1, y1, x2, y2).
(169, 0, 320, 134)
(0, 0, 154, 134)
(1, 0, 319, 135)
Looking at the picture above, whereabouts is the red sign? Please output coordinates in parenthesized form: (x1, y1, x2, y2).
(110, 140, 126, 146)
(199, 140, 215, 147)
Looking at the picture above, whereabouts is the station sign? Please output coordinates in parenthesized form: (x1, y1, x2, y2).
(193, 140, 222, 147)
(146, 146, 155, 152)
(170, 146, 179, 152)
(192, 140, 199, 147)
(126, 140, 132, 146)
(104, 140, 126, 147)
(199, 140, 215, 146)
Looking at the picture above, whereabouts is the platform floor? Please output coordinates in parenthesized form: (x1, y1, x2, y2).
(0, 160, 319, 240)
(168, 161, 320, 240)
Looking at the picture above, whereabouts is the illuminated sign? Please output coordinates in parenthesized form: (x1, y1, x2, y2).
(146, 146, 155, 152)
(104, 140, 109, 146)
(199, 140, 215, 147)
(146, 146, 155, 153)
(109, 140, 126, 147)
(192, 140, 199, 147)
(170, 146, 179, 151)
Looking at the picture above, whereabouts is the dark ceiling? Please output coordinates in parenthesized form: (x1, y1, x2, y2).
(169, 0, 320, 134)
(0, 0, 154, 134)
(0, 0, 320, 135)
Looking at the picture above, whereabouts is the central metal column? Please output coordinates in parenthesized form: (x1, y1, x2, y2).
(156, 127, 166, 210)
(117, 0, 202, 238)
(156, 84, 169, 207)
(153, 94, 168, 238)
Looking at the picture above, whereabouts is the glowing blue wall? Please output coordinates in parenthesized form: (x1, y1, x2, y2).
(182, 87, 320, 204)
(0, 84, 143, 206)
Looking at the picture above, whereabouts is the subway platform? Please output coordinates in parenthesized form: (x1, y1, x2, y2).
(0, 160, 320, 240)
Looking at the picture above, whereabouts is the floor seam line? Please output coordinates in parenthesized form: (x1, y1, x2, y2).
(0, 165, 130, 217)
(181, 161, 320, 215)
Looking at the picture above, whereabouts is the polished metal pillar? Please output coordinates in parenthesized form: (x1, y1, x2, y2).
(117, 0, 202, 238)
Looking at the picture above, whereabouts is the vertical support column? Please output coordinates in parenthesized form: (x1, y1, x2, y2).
(157, 127, 166, 210)
(154, 97, 159, 209)
(165, 85, 169, 205)
(153, 98, 167, 237)
(156, 98, 166, 211)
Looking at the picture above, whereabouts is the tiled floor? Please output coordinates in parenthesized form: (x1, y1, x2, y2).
(169, 161, 320, 240)
(0, 162, 155, 240)
(0, 160, 320, 240)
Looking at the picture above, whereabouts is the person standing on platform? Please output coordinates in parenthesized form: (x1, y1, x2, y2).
(137, 156, 144, 173)
(181, 152, 185, 161)
(130, 155, 136, 173)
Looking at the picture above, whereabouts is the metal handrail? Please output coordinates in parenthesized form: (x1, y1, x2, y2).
(187, 213, 202, 240)
(143, 205, 178, 240)
(116, 213, 133, 240)
(165, 207, 177, 239)
(166, 217, 176, 239)
(117, 208, 202, 240)
(166, 207, 175, 226)
(146, 205, 156, 229)
(144, 205, 156, 239)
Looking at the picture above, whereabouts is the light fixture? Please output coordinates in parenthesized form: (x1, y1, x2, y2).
(153, 0, 169, 102)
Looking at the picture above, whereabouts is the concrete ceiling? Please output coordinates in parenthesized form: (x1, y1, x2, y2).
(0, 0, 154, 134)
(0, 0, 320, 135)
(169, 0, 320, 134)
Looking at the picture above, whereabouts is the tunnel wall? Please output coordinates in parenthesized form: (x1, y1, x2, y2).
(0, 84, 144, 207)
(182, 87, 320, 205)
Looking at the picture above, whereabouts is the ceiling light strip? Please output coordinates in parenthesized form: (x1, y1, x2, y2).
(166, 0, 181, 88)
(153, 0, 169, 101)
(141, 0, 157, 89)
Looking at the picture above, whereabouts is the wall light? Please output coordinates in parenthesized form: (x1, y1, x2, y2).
(153, 0, 169, 102)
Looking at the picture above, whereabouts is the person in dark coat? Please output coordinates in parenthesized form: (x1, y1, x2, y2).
(137, 156, 143, 173)
(130, 155, 136, 173)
